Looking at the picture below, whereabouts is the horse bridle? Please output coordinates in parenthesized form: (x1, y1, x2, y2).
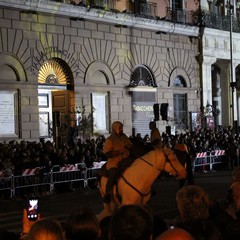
(162, 150, 182, 178)
(139, 149, 180, 178)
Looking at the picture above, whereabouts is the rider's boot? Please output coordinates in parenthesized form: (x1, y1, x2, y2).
(102, 171, 116, 203)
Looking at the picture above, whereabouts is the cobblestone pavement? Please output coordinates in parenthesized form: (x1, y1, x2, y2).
(0, 169, 232, 234)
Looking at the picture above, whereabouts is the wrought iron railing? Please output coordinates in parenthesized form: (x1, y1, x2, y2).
(129, 1, 157, 18)
(165, 8, 195, 25)
(204, 12, 240, 32)
(2, 0, 240, 31)
(69, 0, 157, 17)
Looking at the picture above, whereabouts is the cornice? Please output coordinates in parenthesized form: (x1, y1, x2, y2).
(0, 0, 199, 37)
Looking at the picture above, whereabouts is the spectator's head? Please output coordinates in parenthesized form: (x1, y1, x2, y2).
(149, 121, 156, 130)
(27, 218, 64, 240)
(176, 185, 209, 221)
(109, 204, 153, 240)
(65, 207, 99, 240)
(156, 227, 194, 240)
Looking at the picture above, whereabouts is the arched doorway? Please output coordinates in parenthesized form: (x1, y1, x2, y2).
(129, 65, 157, 137)
(38, 58, 74, 148)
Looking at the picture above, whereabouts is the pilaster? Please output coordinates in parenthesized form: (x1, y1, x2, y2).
(202, 56, 216, 107)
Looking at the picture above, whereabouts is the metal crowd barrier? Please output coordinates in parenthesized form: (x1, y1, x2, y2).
(0, 171, 13, 198)
(192, 150, 225, 172)
(50, 163, 87, 191)
(0, 161, 106, 198)
(86, 161, 106, 188)
(13, 167, 51, 197)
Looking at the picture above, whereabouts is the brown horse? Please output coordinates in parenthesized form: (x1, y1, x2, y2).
(97, 147, 187, 220)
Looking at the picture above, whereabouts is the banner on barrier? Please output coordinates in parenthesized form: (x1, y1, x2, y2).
(196, 150, 225, 158)
(22, 167, 41, 176)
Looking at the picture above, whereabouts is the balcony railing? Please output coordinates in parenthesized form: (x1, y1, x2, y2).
(165, 8, 195, 25)
(129, 1, 157, 18)
(204, 12, 240, 33)
(69, 0, 157, 18)
(4, 0, 240, 32)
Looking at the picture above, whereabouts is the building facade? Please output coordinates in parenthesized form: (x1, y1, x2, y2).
(1, 0, 237, 144)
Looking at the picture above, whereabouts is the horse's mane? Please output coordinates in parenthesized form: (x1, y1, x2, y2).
(117, 142, 153, 175)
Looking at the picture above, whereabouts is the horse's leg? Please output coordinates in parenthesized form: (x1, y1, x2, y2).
(97, 176, 114, 221)
(97, 202, 112, 221)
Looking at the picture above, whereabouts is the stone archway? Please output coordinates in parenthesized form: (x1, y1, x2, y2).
(38, 58, 73, 86)
(85, 60, 114, 85)
(0, 53, 27, 82)
(38, 58, 74, 147)
(169, 67, 190, 87)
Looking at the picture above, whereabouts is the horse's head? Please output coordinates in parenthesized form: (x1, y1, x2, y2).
(162, 148, 187, 180)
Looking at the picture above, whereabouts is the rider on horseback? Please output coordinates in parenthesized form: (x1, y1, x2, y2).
(102, 121, 132, 203)
(149, 121, 162, 149)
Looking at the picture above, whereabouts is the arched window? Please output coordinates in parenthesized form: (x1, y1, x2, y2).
(129, 65, 157, 87)
(173, 75, 186, 87)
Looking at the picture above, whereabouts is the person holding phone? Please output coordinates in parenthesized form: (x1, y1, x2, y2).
(27, 198, 39, 221)
(20, 199, 41, 239)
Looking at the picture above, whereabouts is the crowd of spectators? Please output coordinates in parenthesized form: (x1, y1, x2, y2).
(0, 125, 239, 177)
(1, 125, 240, 239)
(1, 166, 240, 239)
(0, 136, 106, 177)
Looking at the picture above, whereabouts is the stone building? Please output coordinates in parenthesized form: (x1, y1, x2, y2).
(0, 0, 237, 144)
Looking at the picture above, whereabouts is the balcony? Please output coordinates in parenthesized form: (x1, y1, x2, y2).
(129, 1, 157, 18)
(69, 0, 157, 18)
(0, 0, 199, 37)
(165, 8, 195, 25)
(204, 12, 240, 33)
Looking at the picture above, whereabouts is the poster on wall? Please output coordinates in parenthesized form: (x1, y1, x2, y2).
(205, 115, 215, 129)
(39, 112, 50, 137)
(92, 93, 108, 134)
(190, 112, 202, 132)
(0, 91, 18, 137)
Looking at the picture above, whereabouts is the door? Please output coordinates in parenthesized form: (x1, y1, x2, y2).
(173, 93, 188, 129)
(38, 89, 52, 140)
(52, 90, 70, 148)
(52, 90, 69, 125)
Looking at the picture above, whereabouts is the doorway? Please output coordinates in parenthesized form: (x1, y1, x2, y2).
(38, 58, 74, 147)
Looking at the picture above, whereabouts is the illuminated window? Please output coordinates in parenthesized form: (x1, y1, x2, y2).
(129, 65, 157, 87)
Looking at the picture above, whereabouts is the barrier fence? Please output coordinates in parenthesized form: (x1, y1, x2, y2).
(0, 161, 106, 198)
(0, 151, 227, 198)
(192, 150, 226, 172)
